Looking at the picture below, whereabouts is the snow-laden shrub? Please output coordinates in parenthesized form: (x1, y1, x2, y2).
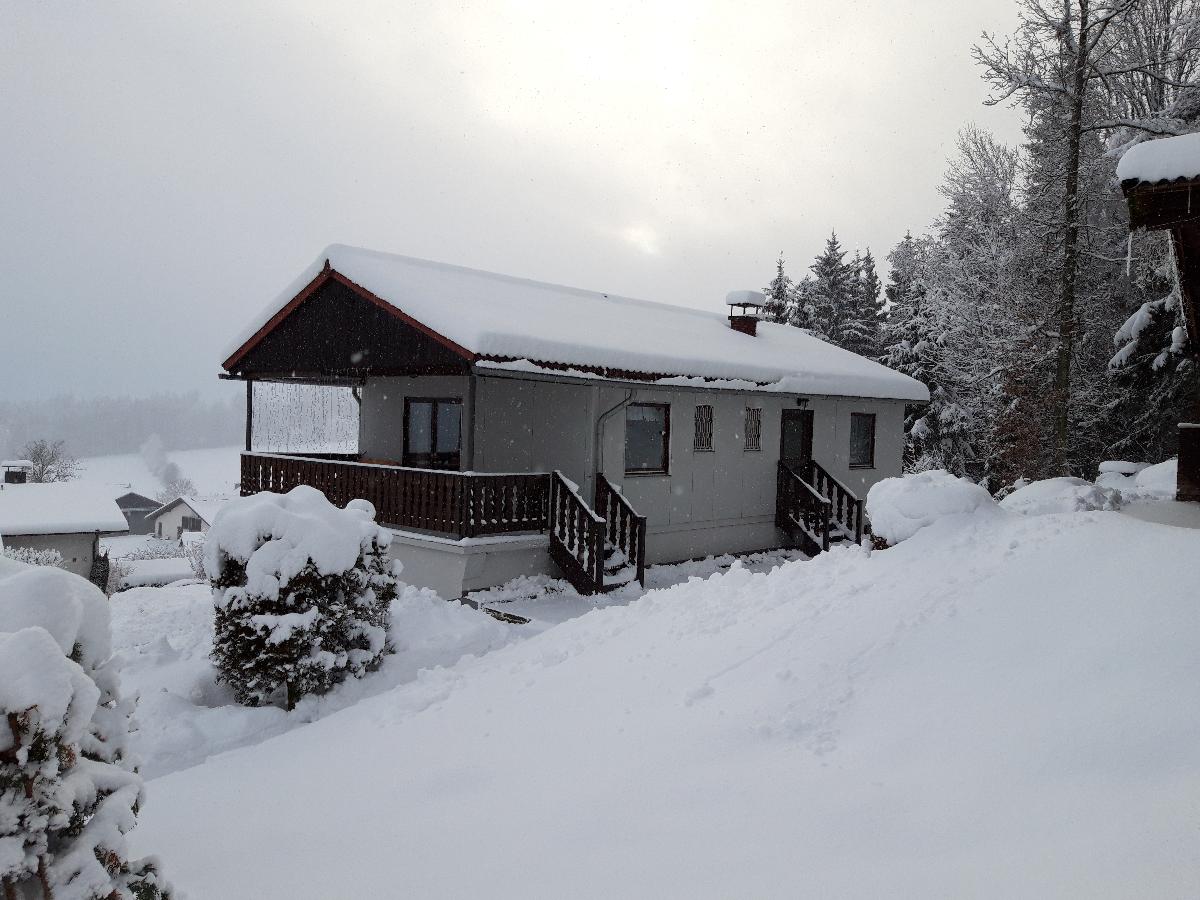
(122, 540, 188, 562)
(204, 486, 399, 709)
(0, 564, 171, 899)
(866, 469, 997, 545)
(182, 535, 206, 579)
(1, 547, 65, 568)
(999, 476, 1123, 517)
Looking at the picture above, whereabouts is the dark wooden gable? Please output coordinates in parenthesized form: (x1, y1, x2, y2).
(225, 273, 473, 378)
(1122, 177, 1200, 359)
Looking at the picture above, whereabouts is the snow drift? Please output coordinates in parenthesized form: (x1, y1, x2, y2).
(133, 495, 1200, 898)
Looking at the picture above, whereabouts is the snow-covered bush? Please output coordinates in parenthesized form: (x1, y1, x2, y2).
(122, 541, 188, 562)
(205, 487, 399, 709)
(0, 564, 171, 899)
(182, 535, 206, 579)
(1, 547, 65, 568)
(865, 469, 997, 545)
(999, 477, 1123, 517)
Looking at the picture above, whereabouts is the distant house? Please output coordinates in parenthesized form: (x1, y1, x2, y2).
(2, 460, 33, 484)
(145, 496, 227, 541)
(220, 245, 928, 599)
(0, 482, 128, 580)
(115, 491, 160, 534)
(1119, 133, 1200, 502)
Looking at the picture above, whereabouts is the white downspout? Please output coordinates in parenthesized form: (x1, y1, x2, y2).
(595, 389, 635, 479)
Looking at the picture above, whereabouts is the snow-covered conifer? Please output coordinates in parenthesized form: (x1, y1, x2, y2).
(762, 254, 794, 323)
(206, 487, 398, 709)
(0, 563, 171, 900)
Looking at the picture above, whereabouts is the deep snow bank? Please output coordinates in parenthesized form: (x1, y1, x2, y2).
(133, 504, 1200, 898)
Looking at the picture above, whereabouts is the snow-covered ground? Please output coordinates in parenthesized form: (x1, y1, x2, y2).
(76, 445, 242, 499)
(127, 484, 1200, 898)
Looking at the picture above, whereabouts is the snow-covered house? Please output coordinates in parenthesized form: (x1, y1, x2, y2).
(115, 491, 160, 535)
(221, 245, 928, 598)
(2, 460, 33, 484)
(1119, 133, 1200, 502)
(0, 481, 128, 579)
(144, 496, 227, 541)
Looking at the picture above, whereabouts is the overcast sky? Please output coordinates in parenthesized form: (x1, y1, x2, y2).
(1, 0, 1025, 402)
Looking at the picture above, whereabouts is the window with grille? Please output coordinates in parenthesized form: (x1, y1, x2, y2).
(181, 515, 203, 533)
(850, 413, 876, 468)
(694, 404, 714, 451)
(744, 407, 762, 451)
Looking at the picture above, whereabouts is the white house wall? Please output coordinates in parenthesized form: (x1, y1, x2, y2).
(358, 376, 471, 464)
(151, 505, 211, 541)
(358, 372, 908, 569)
(3, 532, 98, 579)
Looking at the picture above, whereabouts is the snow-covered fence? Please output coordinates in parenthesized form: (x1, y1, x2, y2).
(205, 486, 399, 709)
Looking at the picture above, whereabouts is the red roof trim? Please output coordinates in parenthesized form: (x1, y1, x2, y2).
(222, 265, 477, 372)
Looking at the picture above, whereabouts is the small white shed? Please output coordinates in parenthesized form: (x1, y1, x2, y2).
(0, 482, 129, 579)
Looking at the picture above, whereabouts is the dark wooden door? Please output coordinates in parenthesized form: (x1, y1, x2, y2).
(780, 409, 814, 465)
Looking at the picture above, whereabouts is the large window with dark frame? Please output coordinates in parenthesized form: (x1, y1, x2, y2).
(404, 398, 462, 470)
(849, 412, 876, 468)
(693, 404, 714, 452)
(625, 403, 670, 474)
(743, 407, 762, 451)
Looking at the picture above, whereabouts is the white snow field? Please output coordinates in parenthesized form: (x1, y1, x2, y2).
(76, 445, 242, 499)
(130, 493, 1200, 899)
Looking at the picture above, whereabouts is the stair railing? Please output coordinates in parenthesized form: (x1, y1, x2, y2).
(807, 460, 865, 545)
(777, 462, 831, 553)
(594, 474, 648, 587)
(549, 470, 605, 594)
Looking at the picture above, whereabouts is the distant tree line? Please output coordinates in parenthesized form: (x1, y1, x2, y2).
(767, 0, 1200, 490)
(0, 391, 242, 459)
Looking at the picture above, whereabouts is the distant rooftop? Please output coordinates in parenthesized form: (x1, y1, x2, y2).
(0, 482, 129, 535)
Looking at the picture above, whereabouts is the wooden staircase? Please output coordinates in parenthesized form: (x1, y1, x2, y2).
(776, 459, 865, 556)
(549, 471, 647, 595)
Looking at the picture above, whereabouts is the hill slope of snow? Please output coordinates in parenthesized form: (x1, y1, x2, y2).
(132, 506, 1200, 898)
(76, 446, 241, 498)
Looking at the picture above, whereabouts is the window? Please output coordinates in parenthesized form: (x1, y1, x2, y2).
(693, 404, 714, 451)
(181, 515, 203, 532)
(625, 403, 670, 474)
(850, 413, 876, 468)
(744, 407, 762, 451)
(404, 398, 462, 470)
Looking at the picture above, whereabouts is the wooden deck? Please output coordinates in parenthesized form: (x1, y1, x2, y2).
(240, 452, 550, 539)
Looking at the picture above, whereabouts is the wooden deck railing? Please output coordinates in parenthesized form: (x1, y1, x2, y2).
(807, 460, 865, 544)
(595, 474, 647, 587)
(777, 461, 832, 554)
(548, 470, 605, 594)
(240, 452, 550, 539)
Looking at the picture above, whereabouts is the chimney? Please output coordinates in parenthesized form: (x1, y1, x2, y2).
(726, 290, 765, 337)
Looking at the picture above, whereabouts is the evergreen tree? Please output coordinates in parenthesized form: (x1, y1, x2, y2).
(806, 232, 857, 346)
(0, 566, 171, 899)
(762, 254, 794, 323)
(207, 488, 397, 710)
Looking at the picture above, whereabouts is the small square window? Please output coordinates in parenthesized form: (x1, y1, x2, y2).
(850, 413, 876, 468)
(625, 403, 670, 474)
(744, 408, 762, 451)
(694, 404, 714, 451)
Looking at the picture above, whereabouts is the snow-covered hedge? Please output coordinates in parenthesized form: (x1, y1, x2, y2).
(999, 477, 1122, 517)
(204, 486, 399, 709)
(1, 547, 65, 568)
(0, 564, 171, 899)
(865, 470, 996, 545)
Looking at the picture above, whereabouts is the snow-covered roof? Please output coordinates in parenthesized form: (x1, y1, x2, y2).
(225, 245, 929, 402)
(0, 482, 129, 536)
(145, 496, 229, 525)
(1117, 133, 1200, 185)
(2, 460, 34, 468)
